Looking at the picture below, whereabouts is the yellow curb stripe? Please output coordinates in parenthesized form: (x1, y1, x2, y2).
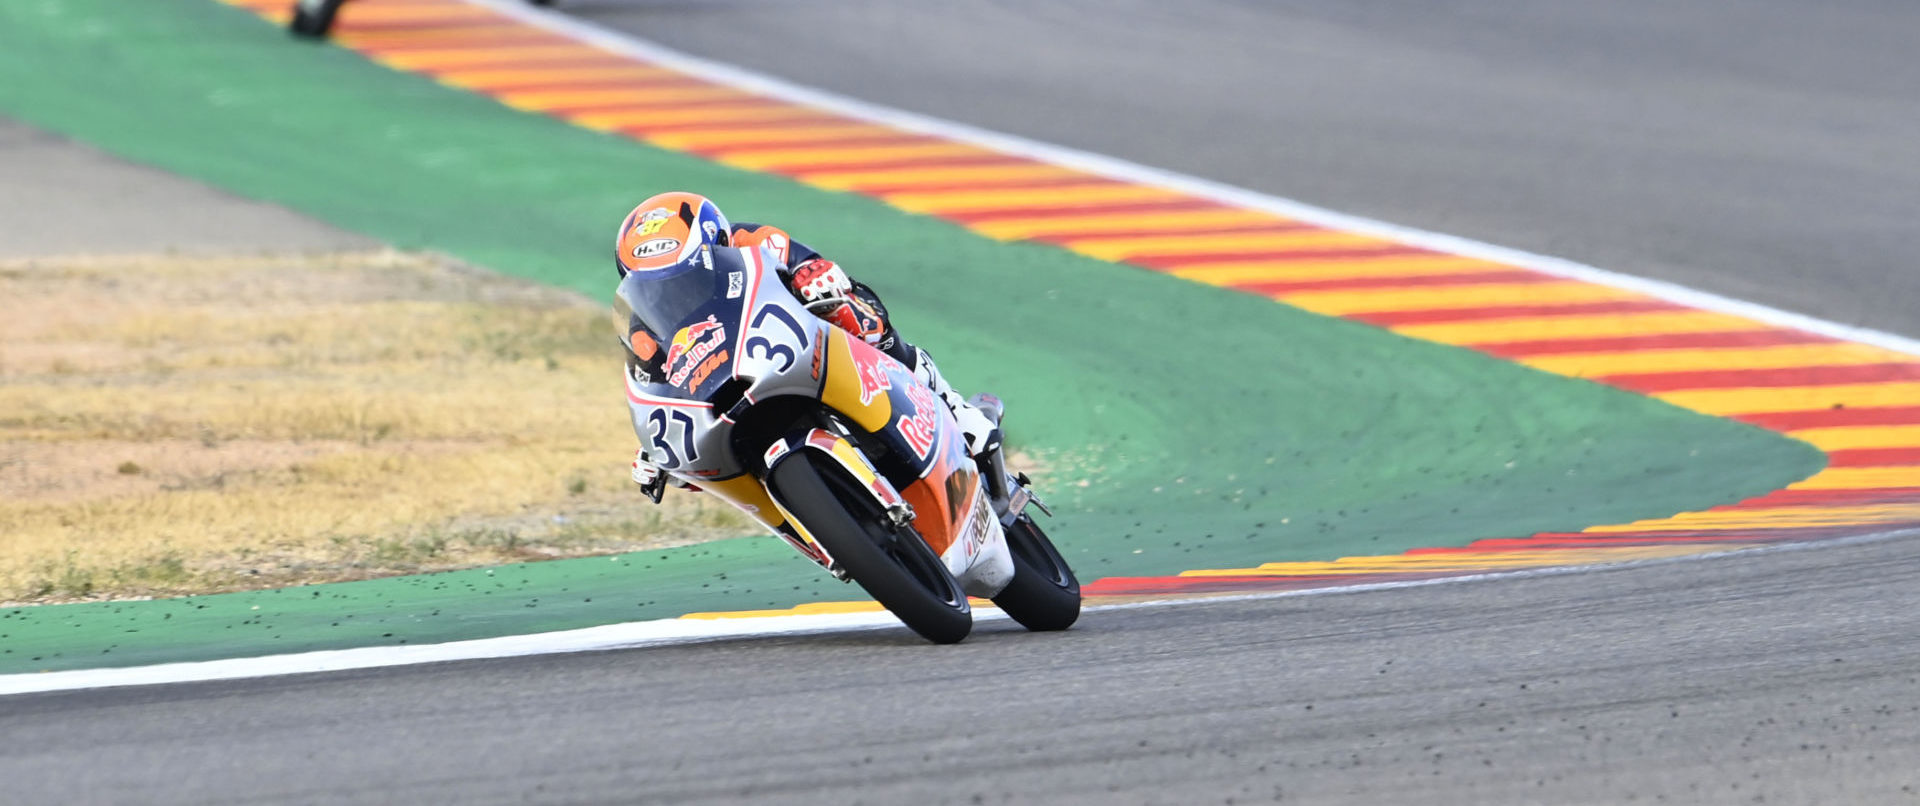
(1583, 503, 1920, 533)
(642, 124, 904, 149)
(881, 184, 1186, 215)
(1654, 382, 1920, 417)
(795, 163, 1090, 191)
(1168, 255, 1502, 285)
(302, 3, 497, 23)
(1789, 467, 1920, 490)
(432, 65, 680, 90)
(1279, 281, 1642, 317)
(1392, 310, 1774, 346)
(681, 601, 887, 619)
(1177, 544, 1735, 576)
(1785, 424, 1920, 451)
(337, 27, 550, 49)
(570, 104, 834, 131)
(1520, 343, 1918, 377)
(494, 86, 752, 111)
(373, 44, 614, 71)
(718, 142, 990, 171)
(1057, 230, 1387, 260)
(973, 209, 1287, 240)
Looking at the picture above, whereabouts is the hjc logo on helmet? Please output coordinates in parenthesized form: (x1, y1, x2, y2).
(632, 238, 680, 258)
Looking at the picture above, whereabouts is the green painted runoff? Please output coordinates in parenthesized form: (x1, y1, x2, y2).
(0, 0, 1821, 672)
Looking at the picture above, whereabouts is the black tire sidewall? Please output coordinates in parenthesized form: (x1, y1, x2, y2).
(990, 515, 1081, 632)
(768, 453, 973, 644)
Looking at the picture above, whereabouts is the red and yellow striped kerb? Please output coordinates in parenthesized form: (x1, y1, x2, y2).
(223, 0, 1920, 607)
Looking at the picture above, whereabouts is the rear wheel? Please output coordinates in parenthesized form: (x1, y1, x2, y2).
(768, 453, 972, 644)
(990, 514, 1080, 631)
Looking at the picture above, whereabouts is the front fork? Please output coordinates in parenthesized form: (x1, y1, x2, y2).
(968, 394, 1051, 526)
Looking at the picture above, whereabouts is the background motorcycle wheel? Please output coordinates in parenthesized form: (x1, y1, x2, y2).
(768, 453, 973, 644)
(988, 514, 1081, 631)
(287, 0, 346, 38)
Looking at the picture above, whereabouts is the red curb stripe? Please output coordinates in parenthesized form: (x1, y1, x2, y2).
(1230, 269, 1563, 296)
(1031, 221, 1316, 243)
(1129, 244, 1436, 270)
(417, 62, 664, 84)
(355, 34, 572, 55)
(691, 133, 947, 157)
(938, 198, 1234, 224)
(1600, 362, 1920, 393)
(1350, 299, 1685, 327)
(1826, 447, 1920, 467)
(1411, 527, 1885, 552)
(539, 96, 784, 117)
(844, 174, 1109, 194)
(771, 153, 1029, 176)
(451, 76, 718, 94)
(381, 53, 639, 70)
(614, 114, 848, 135)
(1474, 329, 1835, 358)
(1081, 571, 1471, 596)
(1735, 406, 1920, 430)
(1538, 527, 1892, 540)
(460, 79, 710, 95)
(1726, 488, 1920, 507)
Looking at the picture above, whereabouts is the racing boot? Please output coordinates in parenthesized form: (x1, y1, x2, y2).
(910, 347, 1001, 461)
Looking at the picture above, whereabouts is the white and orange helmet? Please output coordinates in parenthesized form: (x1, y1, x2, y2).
(614, 191, 732, 278)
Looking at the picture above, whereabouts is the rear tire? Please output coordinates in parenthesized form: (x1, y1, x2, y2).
(990, 514, 1080, 631)
(768, 453, 972, 644)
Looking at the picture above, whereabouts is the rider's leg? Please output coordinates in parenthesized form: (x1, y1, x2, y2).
(907, 345, 1002, 459)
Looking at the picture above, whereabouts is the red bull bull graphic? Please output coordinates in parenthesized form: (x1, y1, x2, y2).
(847, 338, 893, 405)
(666, 315, 727, 387)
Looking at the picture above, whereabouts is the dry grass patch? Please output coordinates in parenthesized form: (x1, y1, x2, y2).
(0, 251, 753, 604)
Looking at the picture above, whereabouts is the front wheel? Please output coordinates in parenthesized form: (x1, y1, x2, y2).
(768, 453, 972, 644)
(990, 514, 1080, 631)
(288, 0, 347, 38)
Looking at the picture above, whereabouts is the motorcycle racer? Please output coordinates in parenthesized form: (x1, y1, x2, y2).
(615, 191, 1001, 499)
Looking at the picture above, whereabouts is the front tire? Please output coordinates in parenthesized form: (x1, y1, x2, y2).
(990, 514, 1080, 631)
(768, 453, 972, 644)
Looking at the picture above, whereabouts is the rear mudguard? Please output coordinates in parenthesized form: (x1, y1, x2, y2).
(763, 428, 1013, 598)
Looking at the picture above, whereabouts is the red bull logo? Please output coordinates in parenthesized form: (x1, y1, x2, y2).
(848, 339, 893, 405)
(666, 315, 727, 387)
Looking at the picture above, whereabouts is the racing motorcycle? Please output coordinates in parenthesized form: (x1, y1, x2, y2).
(615, 243, 1079, 643)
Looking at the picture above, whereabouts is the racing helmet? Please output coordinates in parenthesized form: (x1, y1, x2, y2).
(614, 191, 732, 278)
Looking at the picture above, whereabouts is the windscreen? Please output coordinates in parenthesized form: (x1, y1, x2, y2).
(614, 245, 736, 341)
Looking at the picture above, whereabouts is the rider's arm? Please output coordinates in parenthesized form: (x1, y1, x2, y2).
(730, 222, 822, 275)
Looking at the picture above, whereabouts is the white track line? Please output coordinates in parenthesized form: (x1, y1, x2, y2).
(8, 2, 1915, 697)
(9, 527, 1918, 696)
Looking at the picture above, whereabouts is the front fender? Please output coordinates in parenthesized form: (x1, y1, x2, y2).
(761, 428, 910, 566)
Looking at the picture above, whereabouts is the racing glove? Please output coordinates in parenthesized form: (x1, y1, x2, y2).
(632, 448, 702, 502)
(790, 259, 886, 344)
(631, 449, 668, 503)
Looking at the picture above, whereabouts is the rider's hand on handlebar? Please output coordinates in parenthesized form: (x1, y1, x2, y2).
(790, 258, 852, 303)
(631, 449, 667, 503)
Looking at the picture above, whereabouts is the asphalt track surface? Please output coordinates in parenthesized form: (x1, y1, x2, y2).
(8, 1, 1920, 803)
(8, 532, 1920, 804)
